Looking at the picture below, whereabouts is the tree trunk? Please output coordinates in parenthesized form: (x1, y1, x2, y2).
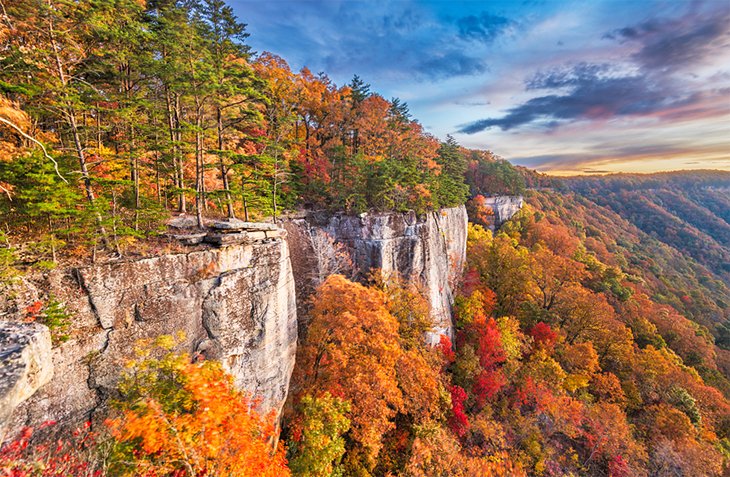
(272, 151, 278, 224)
(217, 106, 235, 218)
(130, 124, 140, 230)
(175, 94, 186, 213)
(166, 89, 186, 213)
(195, 108, 204, 228)
(68, 111, 96, 204)
(48, 4, 95, 205)
(241, 175, 249, 221)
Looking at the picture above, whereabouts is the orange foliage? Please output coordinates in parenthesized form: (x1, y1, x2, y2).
(108, 355, 289, 477)
(406, 425, 526, 477)
(296, 275, 403, 460)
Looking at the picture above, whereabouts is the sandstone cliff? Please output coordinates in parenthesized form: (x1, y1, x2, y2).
(1, 206, 470, 437)
(483, 196, 524, 231)
(284, 205, 468, 342)
(1, 236, 297, 435)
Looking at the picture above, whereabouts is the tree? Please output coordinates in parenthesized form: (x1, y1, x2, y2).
(254, 52, 298, 222)
(199, 0, 265, 218)
(2, 0, 106, 236)
(433, 135, 469, 208)
(288, 393, 350, 477)
(527, 245, 586, 313)
(109, 349, 290, 477)
(295, 275, 404, 467)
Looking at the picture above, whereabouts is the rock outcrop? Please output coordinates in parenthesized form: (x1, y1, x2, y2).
(483, 196, 524, 231)
(2, 235, 296, 436)
(0, 322, 54, 432)
(285, 206, 468, 342)
(1, 206, 471, 437)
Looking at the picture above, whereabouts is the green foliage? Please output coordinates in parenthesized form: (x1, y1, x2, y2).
(667, 386, 702, 425)
(289, 393, 351, 477)
(432, 136, 470, 209)
(39, 297, 72, 344)
(0, 231, 20, 284)
(465, 151, 527, 196)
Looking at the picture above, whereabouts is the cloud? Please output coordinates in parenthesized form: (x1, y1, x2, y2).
(458, 3, 730, 135)
(415, 52, 489, 80)
(604, 8, 730, 71)
(456, 12, 516, 43)
(458, 63, 688, 133)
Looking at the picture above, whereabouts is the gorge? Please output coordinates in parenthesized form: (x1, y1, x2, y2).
(0, 203, 508, 437)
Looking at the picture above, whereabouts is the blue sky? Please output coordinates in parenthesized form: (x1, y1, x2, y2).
(231, 0, 730, 174)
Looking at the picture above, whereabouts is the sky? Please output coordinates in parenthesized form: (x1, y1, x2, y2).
(230, 0, 730, 175)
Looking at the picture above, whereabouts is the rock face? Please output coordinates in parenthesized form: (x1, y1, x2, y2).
(1, 206, 470, 437)
(0, 322, 54, 432)
(3, 236, 297, 435)
(285, 206, 468, 342)
(483, 196, 524, 231)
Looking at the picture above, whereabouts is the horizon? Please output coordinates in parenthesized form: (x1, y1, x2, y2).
(232, 0, 730, 175)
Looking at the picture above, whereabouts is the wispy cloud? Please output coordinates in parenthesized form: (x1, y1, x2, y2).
(236, 1, 516, 84)
(456, 12, 516, 43)
(605, 9, 730, 70)
(458, 3, 730, 135)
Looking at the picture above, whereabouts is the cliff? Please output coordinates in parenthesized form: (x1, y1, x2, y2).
(0, 235, 297, 435)
(284, 205, 468, 342)
(483, 196, 524, 231)
(1, 206, 469, 437)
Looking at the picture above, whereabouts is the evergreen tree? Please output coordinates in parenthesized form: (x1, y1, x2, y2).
(434, 135, 469, 208)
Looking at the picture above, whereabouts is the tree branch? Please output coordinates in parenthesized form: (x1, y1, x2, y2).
(0, 183, 11, 201)
(0, 117, 68, 184)
(0, 0, 12, 30)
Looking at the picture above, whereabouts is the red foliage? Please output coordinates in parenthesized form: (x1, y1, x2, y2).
(0, 422, 101, 477)
(472, 368, 506, 407)
(474, 317, 506, 369)
(462, 269, 482, 296)
(438, 334, 456, 364)
(529, 322, 558, 350)
(448, 385, 469, 438)
(608, 455, 630, 477)
(514, 377, 547, 410)
(23, 301, 43, 322)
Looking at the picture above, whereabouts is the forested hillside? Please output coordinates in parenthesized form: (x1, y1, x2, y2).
(283, 197, 730, 476)
(0, 0, 468, 267)
(2, 1, 730, 476)
(565, 172, 730, 284)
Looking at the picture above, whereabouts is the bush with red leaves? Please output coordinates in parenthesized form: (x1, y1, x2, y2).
(448, 385, 469, 438)
(0, 421, 101, 477)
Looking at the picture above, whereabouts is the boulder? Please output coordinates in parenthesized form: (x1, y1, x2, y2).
(167, 215, 200, 229)
(0, 322, 53, 433)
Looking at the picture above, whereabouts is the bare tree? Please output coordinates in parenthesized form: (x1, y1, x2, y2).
(308, 229, 354, 286)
